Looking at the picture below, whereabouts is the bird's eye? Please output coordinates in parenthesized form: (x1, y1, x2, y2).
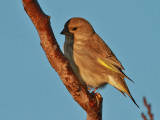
(72, 27, 77, 31)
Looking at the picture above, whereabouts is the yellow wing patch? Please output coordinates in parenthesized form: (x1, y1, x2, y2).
(98, 58, 118, 73)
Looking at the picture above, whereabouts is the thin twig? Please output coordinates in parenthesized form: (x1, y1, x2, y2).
(142, 97, 153, 120)
(141, 113, 147, 120)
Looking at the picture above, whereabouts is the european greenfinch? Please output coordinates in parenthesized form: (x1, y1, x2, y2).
(61, 17, 139, 108)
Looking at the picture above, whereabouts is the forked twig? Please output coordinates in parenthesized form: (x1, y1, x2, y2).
(141, 97, 153, 120)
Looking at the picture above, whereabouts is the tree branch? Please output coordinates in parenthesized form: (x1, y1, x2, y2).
(22, 0, 103, 119)
(141, 97, 153, 120)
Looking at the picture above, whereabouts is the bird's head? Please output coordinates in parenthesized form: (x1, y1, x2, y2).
(61, 17, 95, 37)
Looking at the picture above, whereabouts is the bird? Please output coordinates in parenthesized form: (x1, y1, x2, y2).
(60, 17, 139, 108)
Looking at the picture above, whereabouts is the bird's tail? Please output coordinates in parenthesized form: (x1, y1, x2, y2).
(113, 76, 139, 108)
(126, 91, 139, 108)
(120, 77, 139, 108)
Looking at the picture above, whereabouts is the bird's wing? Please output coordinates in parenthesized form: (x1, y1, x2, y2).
(88, 34, 133, 82)
(99, 39, 125, 70)
(89, 34, 124, 69)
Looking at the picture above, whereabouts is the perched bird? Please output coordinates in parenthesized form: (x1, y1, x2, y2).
(61, 17, 139, 108)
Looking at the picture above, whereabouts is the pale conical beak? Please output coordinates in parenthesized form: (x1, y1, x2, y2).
(60, 27, 69, 35)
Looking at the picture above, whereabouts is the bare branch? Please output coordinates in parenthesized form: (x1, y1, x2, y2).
(142, 97, 154, 120)
(22, 0, 103, 119)
(141, 113, 147, 120)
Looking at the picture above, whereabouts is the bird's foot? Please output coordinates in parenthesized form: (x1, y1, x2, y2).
(92, 87, 98, 94)
(84, 84, 91, 91)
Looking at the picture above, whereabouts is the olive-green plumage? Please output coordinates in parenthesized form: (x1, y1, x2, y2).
(61, 17, 139, 108)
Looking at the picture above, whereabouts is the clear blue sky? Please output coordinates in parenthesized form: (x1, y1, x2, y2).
(0, 0, 160, 120)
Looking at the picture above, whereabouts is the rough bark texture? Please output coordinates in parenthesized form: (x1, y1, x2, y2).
(22, 0, 103, 119)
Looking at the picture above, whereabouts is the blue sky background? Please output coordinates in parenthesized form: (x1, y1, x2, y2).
(0, 0, 160, 120)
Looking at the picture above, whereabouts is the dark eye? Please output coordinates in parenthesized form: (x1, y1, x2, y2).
(72, 27, 77, 31)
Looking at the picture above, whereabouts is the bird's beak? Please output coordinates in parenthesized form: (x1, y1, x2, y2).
(60, 27, 70, 35)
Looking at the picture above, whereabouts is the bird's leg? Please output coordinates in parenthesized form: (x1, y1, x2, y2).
(92, 87, 98, 93)
(84, 84, 91, 91)
(87, 86, 91, 91)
